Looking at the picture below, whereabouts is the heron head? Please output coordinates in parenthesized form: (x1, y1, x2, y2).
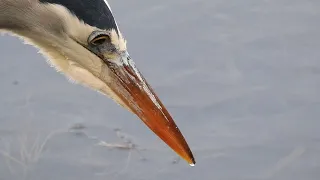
(0, 0, 195, 165)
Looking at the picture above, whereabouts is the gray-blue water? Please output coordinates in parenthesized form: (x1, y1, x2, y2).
(1, 0, 320, 180)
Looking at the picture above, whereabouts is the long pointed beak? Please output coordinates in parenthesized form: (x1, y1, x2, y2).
(104, 52, 195, 165)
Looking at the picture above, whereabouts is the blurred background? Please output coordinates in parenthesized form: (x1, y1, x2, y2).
(1, 0, 320, 180)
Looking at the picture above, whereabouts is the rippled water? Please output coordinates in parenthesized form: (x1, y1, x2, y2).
(1, 0, 320, 180)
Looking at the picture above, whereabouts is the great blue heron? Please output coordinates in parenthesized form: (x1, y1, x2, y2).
(0, 0, 195, 165)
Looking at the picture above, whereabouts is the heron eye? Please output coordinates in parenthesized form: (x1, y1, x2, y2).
(90, 34, 111, 46)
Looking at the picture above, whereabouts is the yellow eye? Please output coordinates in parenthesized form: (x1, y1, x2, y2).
(90, 34, 111, 46)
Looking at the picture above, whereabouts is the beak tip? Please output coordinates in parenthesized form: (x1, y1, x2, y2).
(187, 154, 196, 166)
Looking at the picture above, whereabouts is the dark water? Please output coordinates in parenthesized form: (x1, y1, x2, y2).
(1, 0, 320, 180)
